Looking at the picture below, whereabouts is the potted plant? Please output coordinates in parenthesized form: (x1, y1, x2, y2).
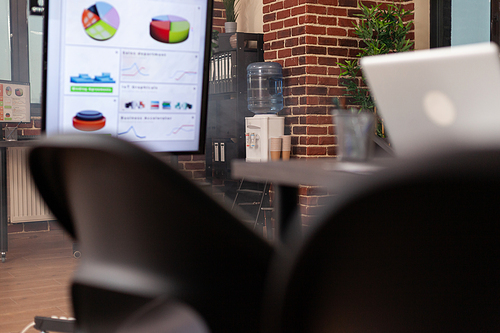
(223, 0, 240, 34)
(338, 2, 414, 138)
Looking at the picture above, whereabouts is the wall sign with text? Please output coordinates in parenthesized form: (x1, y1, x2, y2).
(0, 81, 31, 123)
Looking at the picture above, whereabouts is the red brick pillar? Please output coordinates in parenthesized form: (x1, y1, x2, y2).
(263, 0, 414, 226)
(212, 0, 227, 32)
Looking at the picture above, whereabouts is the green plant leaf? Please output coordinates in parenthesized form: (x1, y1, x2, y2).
(337, 1, 414, 137)
(223, 0, 240, 22)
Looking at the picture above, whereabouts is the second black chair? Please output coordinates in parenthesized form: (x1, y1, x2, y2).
(263, 148, 500, 333)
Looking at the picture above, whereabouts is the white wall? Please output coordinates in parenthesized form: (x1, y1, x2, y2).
(236, 1, 263, 33)
(415, 0, 430, 50)
(452, 0, 490, 46)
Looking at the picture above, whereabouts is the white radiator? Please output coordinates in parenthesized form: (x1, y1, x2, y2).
(7, 147, 54, 223)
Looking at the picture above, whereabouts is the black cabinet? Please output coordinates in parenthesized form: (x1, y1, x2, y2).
(205, 32, 264, 180)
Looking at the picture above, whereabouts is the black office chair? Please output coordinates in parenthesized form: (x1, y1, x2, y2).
(29, 135, 274, 333)
(262, 148, 500, 333)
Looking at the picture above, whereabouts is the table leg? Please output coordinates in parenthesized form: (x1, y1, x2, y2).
(0, 147, 7, 262)
(274, 185, 301, 245)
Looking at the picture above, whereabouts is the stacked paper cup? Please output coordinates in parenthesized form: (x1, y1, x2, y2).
(281, 135, 291, 160)
(269, 137, 282, 160)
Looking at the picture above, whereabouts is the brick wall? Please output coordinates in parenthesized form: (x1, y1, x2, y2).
(7, 221, 62, 234)
(5, 118, 42, 138)
(213, 0, 226, 32)
(262, 0, 415, 226)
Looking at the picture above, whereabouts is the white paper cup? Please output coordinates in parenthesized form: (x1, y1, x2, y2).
(281, 135, 291, 150)
(269, 137, 282, 160)
(281, 135, 291, 160)
(269, 137, 282, 151)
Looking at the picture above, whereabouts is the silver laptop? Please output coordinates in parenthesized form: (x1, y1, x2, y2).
(361, 42, 500, 157)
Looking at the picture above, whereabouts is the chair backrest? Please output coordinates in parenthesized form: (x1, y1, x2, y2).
(263, 148, 500, 333)
(29, 135, 273, 333)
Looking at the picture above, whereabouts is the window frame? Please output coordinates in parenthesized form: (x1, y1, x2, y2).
(10, 0, 42, 117)
(430, 0, 451, 48)
(431, 0, 500, 48)
(491, 0, 500, 45)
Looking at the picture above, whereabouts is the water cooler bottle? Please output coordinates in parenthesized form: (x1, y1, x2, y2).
(245, 62, 284, 162)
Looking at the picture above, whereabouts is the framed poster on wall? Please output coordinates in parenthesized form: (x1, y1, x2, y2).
(0, 80, 31, 123)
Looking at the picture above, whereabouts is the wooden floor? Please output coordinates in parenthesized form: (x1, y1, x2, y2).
(0, 230, 78, 333)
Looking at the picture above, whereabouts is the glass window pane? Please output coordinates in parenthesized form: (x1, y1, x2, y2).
(0, 0, 11, 80)
(451, 0, 490, 46)
(28, 9, 43, 104)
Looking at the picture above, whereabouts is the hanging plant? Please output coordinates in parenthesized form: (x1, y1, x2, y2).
(338, 2, 414, 137)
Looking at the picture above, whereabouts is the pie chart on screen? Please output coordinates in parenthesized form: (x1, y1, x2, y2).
(82, 2, 120, 41)
(150, 15, 190, 43)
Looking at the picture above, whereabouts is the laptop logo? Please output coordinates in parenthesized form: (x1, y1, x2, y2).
(423, 90, 457, 127)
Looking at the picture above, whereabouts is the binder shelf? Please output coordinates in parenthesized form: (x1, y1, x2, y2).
(206, 33, 264, 180)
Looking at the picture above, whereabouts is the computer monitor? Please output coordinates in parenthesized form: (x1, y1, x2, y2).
(42, 0, 213, 153)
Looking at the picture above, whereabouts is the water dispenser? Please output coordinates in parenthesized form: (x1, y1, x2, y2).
(245, 62, 285, 162)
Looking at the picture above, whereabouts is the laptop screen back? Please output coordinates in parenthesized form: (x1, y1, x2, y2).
(361, 42, 500, 157)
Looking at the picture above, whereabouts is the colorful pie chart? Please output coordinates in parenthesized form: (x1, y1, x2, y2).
(150, 15, 190, 44)
(82, 2, 120, 41)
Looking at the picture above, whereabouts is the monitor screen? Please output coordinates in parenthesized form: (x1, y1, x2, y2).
(42, 0, 212, 153)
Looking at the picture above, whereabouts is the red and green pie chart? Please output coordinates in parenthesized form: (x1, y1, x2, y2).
(150, 15, 190, 44)
(82, 2, 120, 41)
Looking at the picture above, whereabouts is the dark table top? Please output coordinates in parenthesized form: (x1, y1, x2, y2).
(0, 140, 39, 148)
(232, 157, 394, 189)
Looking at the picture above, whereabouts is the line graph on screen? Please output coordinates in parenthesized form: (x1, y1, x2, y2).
(122, 63, 149, 77)
(170, 71, 197, 81)
(166, 124, 194, 136)
(118, 114, 196, 141)
(118, 126, 146, 139)
(120, 51, 199, 83)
